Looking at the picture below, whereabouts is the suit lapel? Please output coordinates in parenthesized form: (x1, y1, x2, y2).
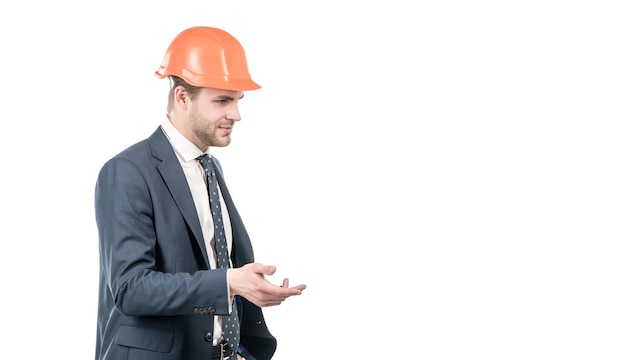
(148, 127, 211, 266)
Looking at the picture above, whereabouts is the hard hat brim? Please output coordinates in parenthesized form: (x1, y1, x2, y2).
(155, 69, 261, 91)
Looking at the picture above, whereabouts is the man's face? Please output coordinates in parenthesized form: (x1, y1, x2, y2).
(187, 87, 245, 149)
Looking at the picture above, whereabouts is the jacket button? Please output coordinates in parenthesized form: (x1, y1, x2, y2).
(205, 332, 213, 342)
(207, 306, 216, 314)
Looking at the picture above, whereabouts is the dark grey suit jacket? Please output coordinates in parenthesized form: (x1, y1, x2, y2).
(95, 127, 276, 360)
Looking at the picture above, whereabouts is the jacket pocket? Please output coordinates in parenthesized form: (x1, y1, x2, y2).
(115, 323, 174, 353)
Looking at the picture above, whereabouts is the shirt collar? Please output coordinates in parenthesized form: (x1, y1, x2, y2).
(160, 116, 208, 161)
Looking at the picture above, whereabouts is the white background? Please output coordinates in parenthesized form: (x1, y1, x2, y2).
(1, 1, 625, 359)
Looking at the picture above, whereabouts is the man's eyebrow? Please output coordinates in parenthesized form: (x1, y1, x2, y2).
(216, 94, 245, 100)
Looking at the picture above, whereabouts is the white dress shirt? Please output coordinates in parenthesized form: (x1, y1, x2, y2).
(160, 117, 234, 345)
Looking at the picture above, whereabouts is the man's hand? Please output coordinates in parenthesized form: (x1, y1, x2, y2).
(230, 263, 306, 307)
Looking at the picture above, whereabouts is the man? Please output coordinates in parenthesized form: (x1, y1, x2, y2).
(95, 26, 306, 360)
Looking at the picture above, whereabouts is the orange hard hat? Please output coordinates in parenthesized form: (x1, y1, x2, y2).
(155, 26, 260, 91)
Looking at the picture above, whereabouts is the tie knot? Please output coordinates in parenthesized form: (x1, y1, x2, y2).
(196, 153, 210, 162)
(196, 154, 213, 170)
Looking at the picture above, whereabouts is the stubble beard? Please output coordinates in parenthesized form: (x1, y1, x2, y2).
(190, 109, 231, 148)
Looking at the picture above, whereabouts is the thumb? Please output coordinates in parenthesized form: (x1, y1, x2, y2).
(251, 263, 276, 276)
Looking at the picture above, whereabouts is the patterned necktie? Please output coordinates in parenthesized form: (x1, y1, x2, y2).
(197, 154, 240, 354)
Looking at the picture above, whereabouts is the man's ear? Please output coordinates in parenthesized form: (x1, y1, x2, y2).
(173, 86, 189, 109)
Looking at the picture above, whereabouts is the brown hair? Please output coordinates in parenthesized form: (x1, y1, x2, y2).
(167, 76, 203, 112)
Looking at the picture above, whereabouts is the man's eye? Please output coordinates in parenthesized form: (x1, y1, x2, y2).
(215, 99, 229, 105)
